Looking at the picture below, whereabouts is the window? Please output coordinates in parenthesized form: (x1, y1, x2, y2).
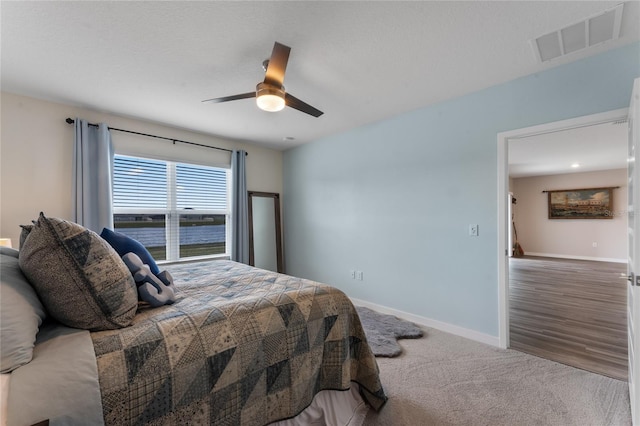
(113, 154, 230, 261)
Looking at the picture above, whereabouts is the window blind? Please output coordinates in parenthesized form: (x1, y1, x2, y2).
(113, 156, 167, 209)
(176, 163, 227, 211)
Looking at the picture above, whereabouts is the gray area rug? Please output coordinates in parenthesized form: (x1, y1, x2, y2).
(365, 327, 631, 426)
(356, 306, 423, 357)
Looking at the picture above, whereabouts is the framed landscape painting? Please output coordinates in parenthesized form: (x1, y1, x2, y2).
(547, 187, 614, 219)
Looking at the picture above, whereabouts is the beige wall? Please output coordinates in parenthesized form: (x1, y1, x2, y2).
(0, 92, 283, 246)
(511, 168, 627, 262)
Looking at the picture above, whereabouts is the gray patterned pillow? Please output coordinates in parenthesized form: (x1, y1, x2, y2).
(19, 223, 33, 249)
(19, 213, 137, 331)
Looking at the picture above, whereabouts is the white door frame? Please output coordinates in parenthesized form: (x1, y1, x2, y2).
(627, 78, 639, 425)
(497, 107, 629, 349)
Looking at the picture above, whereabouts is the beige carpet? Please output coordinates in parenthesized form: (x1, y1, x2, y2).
(365, 327, 631, 426)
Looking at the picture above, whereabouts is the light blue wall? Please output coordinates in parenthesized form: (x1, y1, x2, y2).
(283, 42, 640, 337)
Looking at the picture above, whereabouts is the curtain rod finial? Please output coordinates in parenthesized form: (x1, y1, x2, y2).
(65, 118, 75, 124)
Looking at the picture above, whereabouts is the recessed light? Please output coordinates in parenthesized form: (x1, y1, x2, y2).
(571, 163, 580, 168)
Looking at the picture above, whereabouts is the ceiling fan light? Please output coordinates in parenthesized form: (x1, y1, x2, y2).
(256, 83, 285, 112)
(257, 94, 285, 112)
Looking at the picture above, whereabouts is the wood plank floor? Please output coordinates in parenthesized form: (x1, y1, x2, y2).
(509, 256, 628, 381)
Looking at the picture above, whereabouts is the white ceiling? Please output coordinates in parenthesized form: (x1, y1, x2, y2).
(509, 119, 629, 178)
(1, 1, 638, 151)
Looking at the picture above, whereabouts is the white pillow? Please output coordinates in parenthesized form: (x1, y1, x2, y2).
(0, 248, 46, 373)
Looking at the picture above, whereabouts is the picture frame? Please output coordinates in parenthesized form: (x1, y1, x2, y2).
(547, 187, 614, 219)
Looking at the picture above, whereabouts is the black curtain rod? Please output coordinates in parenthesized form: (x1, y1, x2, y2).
(65, 118, 242, 155)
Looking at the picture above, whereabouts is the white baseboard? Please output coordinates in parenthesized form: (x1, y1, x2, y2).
(524, 252, 626, 263)
(349, 297, 500, 347)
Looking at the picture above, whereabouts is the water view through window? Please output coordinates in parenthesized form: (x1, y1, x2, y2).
(178, 215, 226, 258)
(114, 214, 226, 261)
(114, 214, 167, 260)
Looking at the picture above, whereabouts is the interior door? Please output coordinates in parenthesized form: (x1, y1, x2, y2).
(628, 77, 639, 425)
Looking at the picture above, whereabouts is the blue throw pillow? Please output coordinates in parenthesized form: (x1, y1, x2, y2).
(100, 228, 160, 275)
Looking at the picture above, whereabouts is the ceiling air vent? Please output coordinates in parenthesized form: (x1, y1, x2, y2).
(532, 3, 624, 63)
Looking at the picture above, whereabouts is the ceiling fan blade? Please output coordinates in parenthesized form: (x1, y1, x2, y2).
(285, 93, 323, 117)
(264, 42, 291, 87)
(202, 92, 256, 103)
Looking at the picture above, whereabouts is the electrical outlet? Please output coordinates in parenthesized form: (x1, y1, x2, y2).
(350, 270, 356, 279)
(356, 271, 363, 281)
(469, 224, 479, 236)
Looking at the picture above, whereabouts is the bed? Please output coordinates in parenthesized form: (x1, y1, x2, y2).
(0, 214, 386, 425)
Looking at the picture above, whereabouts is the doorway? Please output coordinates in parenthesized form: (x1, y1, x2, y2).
(497, 109, 629, 362)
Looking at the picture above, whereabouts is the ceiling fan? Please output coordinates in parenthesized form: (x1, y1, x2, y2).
(202, 42, 323, 118)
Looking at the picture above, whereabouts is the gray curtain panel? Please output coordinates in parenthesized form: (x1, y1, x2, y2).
(72, 118, 114, 233)
(231, 150, 249, 264)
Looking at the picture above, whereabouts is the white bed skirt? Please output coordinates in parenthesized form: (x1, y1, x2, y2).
(0, 374, 9, 426)
(271, 384, 369, 426)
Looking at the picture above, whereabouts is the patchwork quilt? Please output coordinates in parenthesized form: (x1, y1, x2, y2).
(91, 260, 386, 425)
